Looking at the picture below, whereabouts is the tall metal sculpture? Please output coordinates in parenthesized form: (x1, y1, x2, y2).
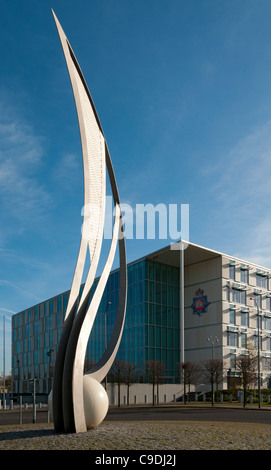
(51, 10, 127, 434)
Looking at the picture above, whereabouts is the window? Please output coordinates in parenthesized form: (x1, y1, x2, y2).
(263, 356, 271, 370)
(254, 294, 262, 309)
(226, 285, 230, 301)
(229, 262, 235, 280)
(229, 308, 236, 325)
(254, 334, 262, 351)
(232, 288, 246, 305)
(264, 316, 271, 330)
(256, 273, 268, 289)
(36, 335, 40, 349)
(240, 332, 247, 348)
(240, 268, 249, 284)
(34, 321, 39, 335)
(257, 314, 263, 330)
(34, 306, 39, 321)
(63, 293, 68, 310)
(227, 330, 238, 347)
(266, 337, 271, 351)
(56, 312, 61, 329)
(49, 331, 54, 346)
(229, 352, 236, 370)
(57, 296, 62, 312)
(34, 350, 39, 364)
(45, 332, 49, 348)
(25, 325, 30, 338)
(266, 297, 271, 311)
(241, 310, 249, 327)
(45, 316, 52, 331)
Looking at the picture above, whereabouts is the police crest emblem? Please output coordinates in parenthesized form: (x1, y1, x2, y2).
(192, 288, 210, 316)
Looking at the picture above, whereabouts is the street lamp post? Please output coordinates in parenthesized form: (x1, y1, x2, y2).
(17, 359, 20, 400)
(47, 348, 54, 393)
(250, 295, 261, 409)
(207, 336, 219, 406)
(104, 301, 111, 390)
(2, 316, 5, 410)
(30, 378, 37, 423)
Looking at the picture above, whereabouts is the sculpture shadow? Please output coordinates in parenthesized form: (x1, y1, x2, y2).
(0, 427, 56, 442)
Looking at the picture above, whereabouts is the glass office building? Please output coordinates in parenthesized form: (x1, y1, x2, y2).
(12, 256, 180, 395)
(12, 241, 271, 396)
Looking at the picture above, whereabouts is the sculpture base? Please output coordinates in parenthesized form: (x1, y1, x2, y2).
(83, 375, 109, 429)
(49, 376, 109, 431)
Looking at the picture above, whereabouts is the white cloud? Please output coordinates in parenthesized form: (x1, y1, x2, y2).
(0, 247, 50, 270)
(235, 216, 271, 269)
(211, 120, 271, 197)
(203, 120, 271, 266)
(0, 98, 52, 233)
(0, 279, 43, 303)
(51, 152, 81, 188)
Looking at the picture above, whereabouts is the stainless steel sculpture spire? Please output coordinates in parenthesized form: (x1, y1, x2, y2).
(51, 10, 127, 434)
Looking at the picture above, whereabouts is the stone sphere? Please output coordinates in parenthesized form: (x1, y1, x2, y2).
(83, 375, 109, 429)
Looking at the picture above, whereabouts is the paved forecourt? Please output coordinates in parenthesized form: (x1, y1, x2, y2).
(1, 418, 271, 450)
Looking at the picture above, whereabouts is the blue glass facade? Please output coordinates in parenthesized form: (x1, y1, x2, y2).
(86, 259, 180, 382)
(145, 260, 180, 380)
(12, 257, 180, 393)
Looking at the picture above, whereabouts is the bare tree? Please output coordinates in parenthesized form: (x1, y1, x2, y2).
(235, 350, 257, 408)
(178, 362, 200, 403)
(109, 360, 126, 407)
(201, 359, 223, 405)
(122, 362, 137, 405)
(145, 360, 165, 405)
(0, 375, 11, 392)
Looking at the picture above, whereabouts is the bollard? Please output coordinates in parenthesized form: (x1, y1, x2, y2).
(32, 379, 36, 423)
(19, 395, 22, 424)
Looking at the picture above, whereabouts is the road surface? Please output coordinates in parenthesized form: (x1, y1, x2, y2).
(0, 404, 271, 426)
(106, 404, 271, 425)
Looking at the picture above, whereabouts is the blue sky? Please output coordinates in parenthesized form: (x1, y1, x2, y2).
(2, 0, 271, 373)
